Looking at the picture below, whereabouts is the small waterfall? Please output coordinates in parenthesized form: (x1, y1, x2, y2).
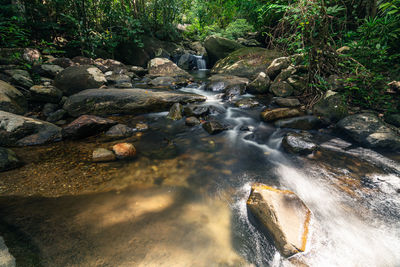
(193, 55, 207, 70)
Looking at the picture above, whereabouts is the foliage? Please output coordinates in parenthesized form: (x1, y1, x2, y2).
(223, 19, 254, 40)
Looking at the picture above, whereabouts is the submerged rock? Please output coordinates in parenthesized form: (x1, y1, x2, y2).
(62, 115, 117, 139)
(167, 103, 183, 120)
(282, 132, 318, 155)
(261, 108, 300, 122)
(183, 105, 210, 117)
(202, 119, 227, 135)
(105, 124, 133, 140)
(0, 80, 27, 114)
(275, 116, 323, 130)
(0, 147, 21, 172)
(0, 236, 16, 267)
(92, 148, 116, 163)
(112, 143, 136, 159)
(0, 111, 62, 146)
(247, 183, 311, 258)
(312, 90, 348, 123)
(54, 65, 106, 96)
(63, 88, 206, 117)
(337, 113, 400, 151)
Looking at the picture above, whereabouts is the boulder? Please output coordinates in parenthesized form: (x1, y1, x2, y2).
(282, 132, 318, 154)
(223, 84, 246, 100)
(247, 72, 270, 94)
(337, 113, 400, 151)
(148, 58, 190, 78)
(385, 113, 400, 127)
(185, 116, 201, 126)
(287, 76, 307, 96)
(177, 53, 197, 70)
(202, 119, 227, 135)
(275, 98, 300, 107)
(94, 58, 124, 72)
(4, 69, 33, 88)
(183, 105, 210, 117)
(51, 57, 74, 68)
(32, 64, 64, 78)
(0, 80, 27, 114)
(206, 75, 249, 92)
(189, 41, 207, 56)
(204, 35, 244, 66)
(274, 65, 296, 82)
(105, 124, 133, 140)
(54, 65, 107, 96)
(267, 57, 291, 79)
(105, 73, 131, 86)
(167, 103, 183, 120)
(247, 183, 311, 257)
(62, 115, 117, 139)
(92, 148, 116, 162)
(270, 81, 294, 97)
(64, 88, 206, 117)
(234, 98, 260, 109)
(0, 236, 16, 267)
(0, 111, 62, 146)
(211, 47, 281, 79)
(275, 116, 323, 130)
(0, 147, 21, 172)
(46, 109, 67, 122)
(72, 56, 95, 65)
(312, 90, 348, 123)
(29, 85, 63, 103)
(112, 143, 136, 159)
(130, 66, 148, 76)
(261, 108, 300, 122)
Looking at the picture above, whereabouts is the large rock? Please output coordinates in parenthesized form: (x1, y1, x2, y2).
(211, 47, 281, 79)
(0, 236, 16, 267)
(0, 111, 62, 146)
(337, 113, 400, 150)
(261, 108, 300, 122)
(0, 147, 21, 172)
(148, 58, 190, 78)
(166, 103, 183, 120)
(204, 35, 244, 66)
(32, 64, 64, 78)
(54, 65, 106, 96)
(183, 105, 210, 117)
(282, 132, 318, 155)
(105, 124, 133, 140)
(202, 119, 227, 134)
(206, 75, 249, 92)
(275, 116, 323, 130)
(267, 57, 291, 79)
(62, 115, 117, 139)
(247, 72, 270, 94)
(270, 81, 294, 97)
(4, 69, 33, 88)
(0, 80, 27, 114)
(313, 90, 348, 123)
(29, 85, 63, 103)
(247, 183, 311, 257)
(64, 88, 206, 117)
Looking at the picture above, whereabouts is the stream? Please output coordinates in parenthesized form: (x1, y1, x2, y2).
(0, 71, 399, 267)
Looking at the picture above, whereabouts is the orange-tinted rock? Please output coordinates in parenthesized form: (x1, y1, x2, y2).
(112, 143, 136, 159)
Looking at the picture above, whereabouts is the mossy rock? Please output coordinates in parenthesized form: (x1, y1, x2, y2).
(211, 47, 282, 79)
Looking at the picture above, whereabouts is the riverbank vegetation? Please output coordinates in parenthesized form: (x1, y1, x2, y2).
(1, 0, 399, 113)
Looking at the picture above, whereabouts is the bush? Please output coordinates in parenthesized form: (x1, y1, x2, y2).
(222, 19, 254, 39)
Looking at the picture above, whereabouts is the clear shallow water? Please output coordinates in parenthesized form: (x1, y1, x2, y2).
(0, 80, 399, 267)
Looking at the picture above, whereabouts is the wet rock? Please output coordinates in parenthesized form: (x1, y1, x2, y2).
(275, 98, 300, 107)
(183, 105, 209, 117)
(167, 103, 183, 120)
(51, 57, 74, 68)
(148, 58, 190, 78)
(270, 81, 294, 97)
(223, 84, 246, 99)
(54, 65, 107, 96)
(0, 80, 27, 114)
(204, 35, 244, 66)
(282, 132, 318, 154)
(0, 111, 62, 146)
(267, 57, 291, 79)
(149, 76, 176, 87)
(202, 119, 227, 135)
(112, 143, 137, 159)
(105, 124, 133, 140)
(32, 64, 64, 78)
(234, 98, 260, 109)
(92, 148, 116, 162)
(177, 53, 197, 70)
(211, 47, 281, 79)
(247, 183, 311, 258)
(261, 108, 300, 122)
(4, 69, 33, 88)
(105, 73, 131, 86)
(206, 74, 249, 92)
(185, 116, 201, 126)
(0, 236, 16, 267)
(0, 147, 21, 172)
(384, 113, 400, 127)
(72, 56, 95, 65)
(46, 109, 67, 122)
(29, 85, 63, 103)
(62, 115, 117, 139)
(313, 90, 348, 123)
(64, 88, 206, 117)
(337, 113, 400, 151)
(247, 72, 271, 94)
(275, 116, 323, 130)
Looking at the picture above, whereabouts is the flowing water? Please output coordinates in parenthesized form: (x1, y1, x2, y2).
(0, 74, 399, 267)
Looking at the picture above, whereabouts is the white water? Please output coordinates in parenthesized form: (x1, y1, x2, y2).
(193, 55, 207, 70)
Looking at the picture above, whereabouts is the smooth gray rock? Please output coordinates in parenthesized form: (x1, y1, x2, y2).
(0, 111, 61, 146)
(337, 113, 400, 150)
(64, 88, 206, 117)
(282, 132, 318, 155)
